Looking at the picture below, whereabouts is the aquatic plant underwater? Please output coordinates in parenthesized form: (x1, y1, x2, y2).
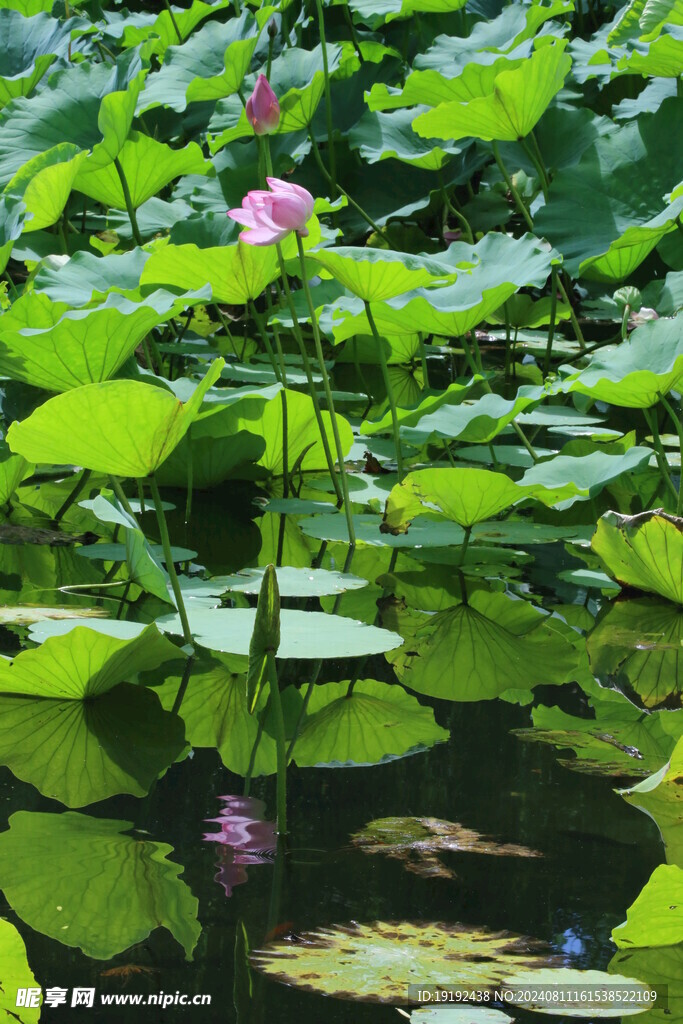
(0, 0, 681, 1017)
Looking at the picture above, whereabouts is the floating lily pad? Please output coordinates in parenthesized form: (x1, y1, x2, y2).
(218, 566, 369, 597)
(592, 510, 683, 605)
(156, 607, 403, 659)
(350, 816, 541, 878)
(251, 920, 558, 1003)
(0, 811, 200, 960)
(292, 680, 448, 767)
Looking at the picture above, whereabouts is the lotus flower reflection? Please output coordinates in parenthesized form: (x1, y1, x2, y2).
(203, 795, 276, 897)
(227, 178, 315, 246)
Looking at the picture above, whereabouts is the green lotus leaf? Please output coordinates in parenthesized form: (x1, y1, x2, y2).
(154, 655, 280, 776)
(73, 132, 212, 210)
(348, 107, 465, 169)
(301, 512, 468, 547)
(0, 52, 146, 185)
(592, 510, 683, 604)
(220, 387, 354, 477)
(0, 438, 31, 505)
(367, 56, 527, 113)
(33, 247, 150, 305)
(383, 468, 526, 532)
(608, 0, 681, 43)
(155, 424, 266, 489)
(0, 919, 40, 1024)
(610, 945, 683, 1024)
(7, 359, 224, 477)
(413, 40, 571, 143)
(535, 99, 683, 279)
(0, 8, 80, 109)
(309, 247, 461, 302)
(0, 624, 184, 805)
(512, 680, 682, 777)
(292, 679, 448, 766)
(120, 0, 238, 56)
(0, 287, 210, 391)
(620, 734, 683, 866)
(0, 0, 53, 12)
(219, 566, 369, 597)
(155, 606, 403, 659)
(348, 0, 465, 26)
(386, 589, 578, 701)
(251, 920, 558, 1002)
(138, 10, 263, 112)
(490, 293, 572, 328)
(0, 811, 200, 959)
(0, 683, 186, 807)
(140, 240, 280, 304)
(0, 622, 180, 699)
(0, 191, 26, 271)
(521, 449, 653, 506)
(79, 493, 172, 603)
(4, 143, 87, 231)
(613, 864, 683, 947)
(323, 233, 560, 342)
(554, 316, 683, 408)
(366, 386, 546, 446)
(587, 598, 683, 710)
(208, 44, 342, 150)
(616, 26, 683, 77)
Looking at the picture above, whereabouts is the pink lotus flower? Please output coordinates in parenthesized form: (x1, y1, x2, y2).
(227, 177, 315, 246)
(246, 74, 280, 136)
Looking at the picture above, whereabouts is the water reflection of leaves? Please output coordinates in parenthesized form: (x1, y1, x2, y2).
(513, 681, 683, 779)
(0, 811, 200, 960)
(588, 598, 683, 710)
(351, 816, 542, 879)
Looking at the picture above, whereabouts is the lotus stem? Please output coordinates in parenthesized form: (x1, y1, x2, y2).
(558, 273, 586, 350)
(286, 658, 323, 760)
(313, 0, 337, 193)
(109, 475, 140, 525)
(659, 393, 683, 516)
(543, 265, 559, 376)
(54, 467, 91, 523)
(521, 134, 550, 200)
(267, 652, 287, 834)
(113, 157, 144, 247)
(491, 141, 534, 232)
(644, 407, 679, 509)
(162, 0, 183, 43)
(308, 132, 385, 235)
(272, 253, 343, 505)
(295, 235, 356, 543)
(364, 299, 404, 481)
(185, 427, 193, 523)
(150, 474, 194, 650)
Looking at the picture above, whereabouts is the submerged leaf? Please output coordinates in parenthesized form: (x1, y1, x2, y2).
(351, 816, 541, 878)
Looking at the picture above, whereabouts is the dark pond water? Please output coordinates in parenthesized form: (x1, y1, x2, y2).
(0, 486, 668, 1023)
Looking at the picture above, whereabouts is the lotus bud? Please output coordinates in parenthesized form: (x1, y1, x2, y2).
(245, 74, 280, 136)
